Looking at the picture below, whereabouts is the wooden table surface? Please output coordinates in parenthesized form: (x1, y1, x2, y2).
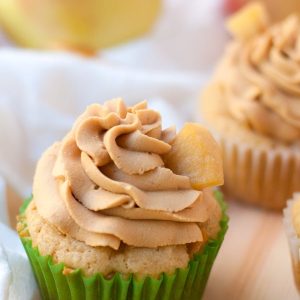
(203, 199, 299, 300)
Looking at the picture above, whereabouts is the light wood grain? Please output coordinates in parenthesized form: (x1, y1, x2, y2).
(203, 199, 298, 300)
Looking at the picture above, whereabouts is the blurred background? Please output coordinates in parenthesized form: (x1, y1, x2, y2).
(1, 0, 300, 299)
(1, 0, 299, 200)
(2, 0, 300, 193)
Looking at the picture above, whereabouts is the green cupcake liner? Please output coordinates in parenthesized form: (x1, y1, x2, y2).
(19, 191, 228, 300)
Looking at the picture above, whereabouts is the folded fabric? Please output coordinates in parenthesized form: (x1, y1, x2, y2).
(0, 224, 37, 300)
(0, 246, 10, 300)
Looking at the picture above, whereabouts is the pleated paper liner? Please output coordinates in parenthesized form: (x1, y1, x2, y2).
(19, 191, 228, 300)
(220, 138, 300, 210)
(283, 193, 300, 292)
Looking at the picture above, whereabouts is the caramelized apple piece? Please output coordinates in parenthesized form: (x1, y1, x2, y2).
(163, 123, 223, 190)
(226, 2, 269, 41)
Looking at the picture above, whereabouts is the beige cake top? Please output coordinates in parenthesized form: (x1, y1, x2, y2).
(32, 99, 223, 250)
(207, 3, 300, 144)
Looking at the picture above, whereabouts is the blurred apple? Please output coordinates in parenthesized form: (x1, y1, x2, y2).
(0, 0, 161, 54)
(224, 0, 246, 14)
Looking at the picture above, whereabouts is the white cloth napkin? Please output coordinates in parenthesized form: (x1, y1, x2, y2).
(0, 178, 37, 300)
(0, 0, 227, 298)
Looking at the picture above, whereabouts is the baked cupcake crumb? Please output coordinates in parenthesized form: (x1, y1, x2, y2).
(24, 201, 191, 278)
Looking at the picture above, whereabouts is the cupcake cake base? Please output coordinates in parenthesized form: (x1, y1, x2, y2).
(18, 191, 228, 300)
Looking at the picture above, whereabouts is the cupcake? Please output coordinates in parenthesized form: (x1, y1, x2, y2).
(283, 193, 300, 291)
(17, 99, 228, 299)
(201, 3, 300, 210)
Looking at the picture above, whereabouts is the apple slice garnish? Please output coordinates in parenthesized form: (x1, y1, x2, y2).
(163, 123, 224, 190)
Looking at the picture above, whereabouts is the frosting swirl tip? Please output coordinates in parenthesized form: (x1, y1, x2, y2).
(33, 99, 219, 250)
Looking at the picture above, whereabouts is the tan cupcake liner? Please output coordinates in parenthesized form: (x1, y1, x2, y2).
(283, 194, 300, 291)
(219, 138, 300, 210)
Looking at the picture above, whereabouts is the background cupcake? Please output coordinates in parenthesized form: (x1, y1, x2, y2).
(201, 3, 300, 210)
(18, 99, 228, 299)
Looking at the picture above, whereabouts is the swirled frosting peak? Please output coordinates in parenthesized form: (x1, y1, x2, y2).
(33, 99, 209, 249)
(213, 14, 300, 143)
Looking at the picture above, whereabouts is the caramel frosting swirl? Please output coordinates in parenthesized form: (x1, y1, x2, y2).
(214, 15, 300, 143)
(33, 99, 208, 250)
